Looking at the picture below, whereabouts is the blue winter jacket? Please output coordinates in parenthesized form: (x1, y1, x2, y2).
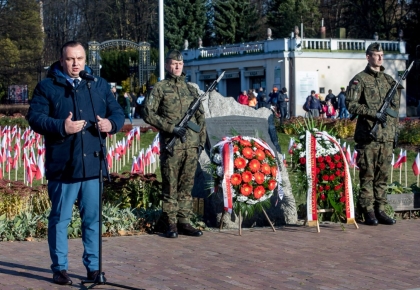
(26, 61, 125, 181)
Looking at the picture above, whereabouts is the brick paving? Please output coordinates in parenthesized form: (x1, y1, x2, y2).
(1, 220, 420, 290)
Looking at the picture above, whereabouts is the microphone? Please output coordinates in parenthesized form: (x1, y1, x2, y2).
(79, 70, 97, 82)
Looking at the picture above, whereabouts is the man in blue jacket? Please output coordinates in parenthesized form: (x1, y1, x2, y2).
(26, 41, 125, 285)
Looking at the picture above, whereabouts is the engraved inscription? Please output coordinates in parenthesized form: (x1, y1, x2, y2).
(387, 193, 420, 211)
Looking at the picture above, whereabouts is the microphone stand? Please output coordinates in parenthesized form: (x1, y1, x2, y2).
(81, 80, 144, 290)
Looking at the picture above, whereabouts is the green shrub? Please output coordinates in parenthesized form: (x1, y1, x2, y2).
(398, 118, 420, 145)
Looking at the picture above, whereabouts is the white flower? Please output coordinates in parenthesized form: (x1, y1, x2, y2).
(246, 199, 258, 205)
(296, 143, 302, 150)
(299, 135, 305, 140)
(312, 128, 319, 132)
(212, 153, 222, 164)
(237, 195, 248, 202)
(216, 166, 224, 177)
(299, 151, 306, 158)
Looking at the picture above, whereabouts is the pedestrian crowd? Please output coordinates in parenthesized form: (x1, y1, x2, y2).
(303, 87, 349, 119)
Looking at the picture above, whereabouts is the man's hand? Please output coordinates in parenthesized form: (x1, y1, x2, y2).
(97, 115, 112, 133)
(64, 112, 86, 135)
(173, 126, 187, 138)
(376, 112, 387, 123)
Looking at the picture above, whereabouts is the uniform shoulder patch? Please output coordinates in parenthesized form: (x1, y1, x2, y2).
(352, 80, 359, 85)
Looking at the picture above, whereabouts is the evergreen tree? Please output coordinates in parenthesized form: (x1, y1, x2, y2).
(165, 0, 207, 50)
(0, 0, 43, 101)
(266, 0, 321, 39)
(212, 0, 259, 45)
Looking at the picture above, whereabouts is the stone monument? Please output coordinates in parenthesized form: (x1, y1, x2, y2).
(191, 84, 298, 228)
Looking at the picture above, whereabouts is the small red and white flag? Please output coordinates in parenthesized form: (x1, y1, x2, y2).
(412, 152, 420, 176)
(393, 149, 407, 169)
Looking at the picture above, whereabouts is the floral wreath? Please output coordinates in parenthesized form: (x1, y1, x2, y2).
(290, 121, 355, 225)
(209, 136, 283, 217)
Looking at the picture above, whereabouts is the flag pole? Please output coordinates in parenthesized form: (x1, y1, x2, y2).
(405, 157, 408, 187)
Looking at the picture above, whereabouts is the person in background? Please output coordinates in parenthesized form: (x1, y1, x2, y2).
(123, 92, 133, 124)
(305, 90, 323, 117)
(136, 92, 145, 119)
(130, 92, 138, 119)
(26, 41, 125, 285)
(143, 49, 206, 238)
(322, 99, 336, 118)
(277, 87, 289, 124)
(325, 89, 338, 110)
(337, 87, 349, 119)
(248, 90, 258, 109)
(346, 42, 399, 226)
(268, 86, 279, 108)
(111, 85, 118, 100)
(237, 90, 249, 105)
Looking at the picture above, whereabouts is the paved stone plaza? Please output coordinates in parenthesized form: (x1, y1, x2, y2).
(1, 220, 420, 290)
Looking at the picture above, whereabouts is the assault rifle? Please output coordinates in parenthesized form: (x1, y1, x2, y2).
(369, 61, 414, 141)
(165, 71, 225, 156)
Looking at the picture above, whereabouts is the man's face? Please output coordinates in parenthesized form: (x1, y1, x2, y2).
(60, 44, 86, 78)
(367, 51, 383, 70)
(165, 59, 184, 76)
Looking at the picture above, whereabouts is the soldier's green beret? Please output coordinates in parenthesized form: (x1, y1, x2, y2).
(366, 42, 383, 54)
(166, 50, 183, 61)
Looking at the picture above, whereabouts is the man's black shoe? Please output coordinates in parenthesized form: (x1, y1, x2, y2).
(87, 270, 100, 281)
(166, 223, 178, 238)
(376, 210, 396, 225)
(53, 270, 72, 285)
(178, 223, 203, 237)
(364, 211, 378, 226)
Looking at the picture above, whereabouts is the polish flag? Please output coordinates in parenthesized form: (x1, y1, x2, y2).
(151, 133, 160, 154)
(393, 149, 407, 169)
(412, 153, 420, 176)
(288, 137, 295, 151)
(341, 141, 346, 151)
(345, 144, 352, 166)
(352, 149, 358, 169)
(283, 153, 287, 167)
(131, 156, 140, 173)
(391, 153, 395, 167)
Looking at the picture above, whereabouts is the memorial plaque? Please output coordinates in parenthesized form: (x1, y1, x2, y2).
(205, 116, 279, 152)
(387, 193, 420, 211)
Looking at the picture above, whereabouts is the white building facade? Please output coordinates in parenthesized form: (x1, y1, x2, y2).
(181, 38, 409, 117)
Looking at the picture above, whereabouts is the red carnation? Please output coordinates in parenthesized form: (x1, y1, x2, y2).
(329, 162, 336, 170)
(240, 184, 253, 196)
(261, 163, 271, 175)
(325, 185, 331, 190)
(299, 157, 306, 165)
(289, 149, 293, 155)
(317, 156, 325, 163)
(322, 175, 329, 181)
(271, 166, 278, 177)
(325, 156, 332, 162)
(319, 163, 326, 170)
(315, 167, 320, 175)
(255, 149, 266, 161)
(241, 171, 253, 183)
(234, 157, 247, 169)
(254, 172, 265, 184)
(233, 145, 239, 153)
(341, 171, 345, 177)
(254, 186, 266, 199)
(318, 185, 324, 191)
(230, 173, 242, 185)
(320, 194, 326, 200)
(248, 159, 261, 172)
(268, 179, 277, 190)
(334, 154, 341, 161)
(329, 175, 335, 181)
(335, 170, 342, 176)
(242, 147, 254, 159)
(239, 139, 252, 147)
(336, 162, 343, 168)
(340, 196, 346, 203)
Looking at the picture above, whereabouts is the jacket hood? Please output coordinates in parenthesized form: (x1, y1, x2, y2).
(47, 61, 94, 84)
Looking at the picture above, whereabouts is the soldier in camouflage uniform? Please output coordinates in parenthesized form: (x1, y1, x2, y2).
(345, 43, 398, 226)
(143, 50, 206, 238)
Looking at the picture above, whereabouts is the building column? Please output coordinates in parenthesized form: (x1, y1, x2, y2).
(217, 69, 226, 96)
(240, 67, 246, 91)
(195, 70, 202, 89)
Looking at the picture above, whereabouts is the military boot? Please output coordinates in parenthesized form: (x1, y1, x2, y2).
(178, 223, 203, 237)
(364, 211, 378, 226)
(375, 210, 396, 225)
(166, 223, 178, 238)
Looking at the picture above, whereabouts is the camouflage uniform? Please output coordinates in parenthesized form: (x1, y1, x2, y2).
(345, 46, 400, 213)
(143, 70, 206, 225)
